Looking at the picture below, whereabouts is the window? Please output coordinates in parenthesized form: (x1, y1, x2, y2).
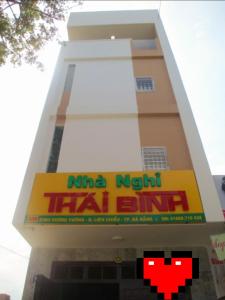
(70, 266, 84, 279)
(132, 40, 156, 49)
(88, 266, 101, 279)
(102, 266, 117, 279)
(142, 147, 168, 170)
(53, 263, 69, 280)
(136, 77, 154, 92)
(47, 126, 64, 172)
(63, 64, 75, 93)
(121, 263, 135, 279)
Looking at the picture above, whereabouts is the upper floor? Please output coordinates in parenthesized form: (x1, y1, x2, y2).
(67, 10, 158, 41)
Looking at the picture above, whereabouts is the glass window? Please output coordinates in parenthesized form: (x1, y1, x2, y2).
(88, 266, 102, 279)
(103, 266, 117, 279)
(47, 126, 64, 172)
(53, 263, 69, 280)
(121, 264, 135, 279)
(70, 266, 84, 279)
(136, 77, 154, 92)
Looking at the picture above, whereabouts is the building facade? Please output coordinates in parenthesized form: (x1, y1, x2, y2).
(13, 10, 224, 300)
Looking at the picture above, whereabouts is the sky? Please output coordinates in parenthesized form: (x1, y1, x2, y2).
(0, 1, 225, 299)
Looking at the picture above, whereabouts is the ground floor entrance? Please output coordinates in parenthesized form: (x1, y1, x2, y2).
(33, 261, 190, 300)
(23, 247, 217, 300)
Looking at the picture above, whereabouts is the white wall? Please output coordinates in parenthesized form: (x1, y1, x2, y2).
(64, 40, 132, 60)
(68, 59, 137, 115)
(57, 39, 142, 172)
(13, 38, 137, 225)
(68, 10, 158, 27)
(155, 15, 224, 222)
(13, 48, 68, 225)
(57, 117, 143, 172)
(64, 40, 137, 115)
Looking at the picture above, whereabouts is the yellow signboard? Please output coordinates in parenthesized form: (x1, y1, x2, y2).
(25, 170, 205, 225)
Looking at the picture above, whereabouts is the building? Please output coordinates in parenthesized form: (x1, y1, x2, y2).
(13, 10, 224, 300)
(0, 294, 10, 300)
(214, 175, 225, 218)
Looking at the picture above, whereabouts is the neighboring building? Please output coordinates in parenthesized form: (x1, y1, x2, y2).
(13, 10, 224, 300)
(214, 175, 225, 217)
(0, 294, 10, 300)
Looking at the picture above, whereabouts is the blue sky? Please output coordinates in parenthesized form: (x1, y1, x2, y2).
(0, 1, 224, 299)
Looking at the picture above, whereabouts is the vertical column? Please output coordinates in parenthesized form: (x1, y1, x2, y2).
(47, 64, 75, 172)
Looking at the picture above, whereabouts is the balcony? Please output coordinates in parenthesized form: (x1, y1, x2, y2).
(131, 38, 163, 57)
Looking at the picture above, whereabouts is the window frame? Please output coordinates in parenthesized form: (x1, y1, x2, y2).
(135, 76, 155, 92)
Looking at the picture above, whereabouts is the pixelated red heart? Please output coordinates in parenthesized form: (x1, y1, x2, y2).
(143, 257, 193, 300)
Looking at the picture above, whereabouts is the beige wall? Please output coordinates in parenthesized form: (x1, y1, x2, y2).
(133, 57, 178, 114)
(132, 51, 192, 170)
(139, 115, 192, 169)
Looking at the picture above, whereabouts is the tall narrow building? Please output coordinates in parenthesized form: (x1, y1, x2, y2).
(13, 10, 224, 300)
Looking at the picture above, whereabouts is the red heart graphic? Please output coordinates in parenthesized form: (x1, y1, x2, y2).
(143, 257, 193, 300)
